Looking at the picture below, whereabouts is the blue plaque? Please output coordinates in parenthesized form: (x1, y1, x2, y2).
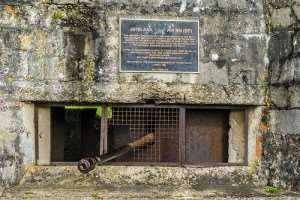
(120, 18, 199, 73)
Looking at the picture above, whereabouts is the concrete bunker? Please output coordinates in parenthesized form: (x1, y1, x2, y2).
(33, 104, 247, 166)
(3, 0, 300, 193)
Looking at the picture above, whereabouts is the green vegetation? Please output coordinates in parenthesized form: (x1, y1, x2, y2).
(52, 10, 65, 20)
(263, 186, 281, 195)
(91, 192, 103, 199)
(65, 106, 112, 118)
(24, 190, 35, 198)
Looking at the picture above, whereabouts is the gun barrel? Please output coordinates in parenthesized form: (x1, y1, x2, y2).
(78, 133, 155, 173)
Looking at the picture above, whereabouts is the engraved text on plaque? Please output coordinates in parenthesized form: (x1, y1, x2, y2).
(120, 18, 199, 72)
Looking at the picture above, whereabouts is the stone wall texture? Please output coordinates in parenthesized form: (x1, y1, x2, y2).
(0, 0, 298, 192)
(259, 0, 300, 191)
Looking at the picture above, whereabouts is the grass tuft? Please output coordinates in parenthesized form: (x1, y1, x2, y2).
(263, 186, 281, 195)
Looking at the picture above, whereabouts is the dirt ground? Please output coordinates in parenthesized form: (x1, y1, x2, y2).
(1, 185, 300, 200)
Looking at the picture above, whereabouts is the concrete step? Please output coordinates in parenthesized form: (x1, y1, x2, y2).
(1, 185, 300, 200)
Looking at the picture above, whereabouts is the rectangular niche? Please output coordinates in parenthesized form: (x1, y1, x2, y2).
(34, 105, 247, 166)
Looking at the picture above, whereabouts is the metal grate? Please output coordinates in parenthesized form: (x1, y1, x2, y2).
(108, 107, 180, 162)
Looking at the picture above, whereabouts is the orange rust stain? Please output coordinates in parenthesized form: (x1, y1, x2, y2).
(259, 122, 268, 133)
(4, 5, 16, 17)
(255, 136, 262, 160)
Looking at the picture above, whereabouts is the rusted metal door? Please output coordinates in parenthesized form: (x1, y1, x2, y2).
(185, 109, 229, 163)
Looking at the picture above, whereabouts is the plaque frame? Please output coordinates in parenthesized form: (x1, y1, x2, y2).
(119, 17, 200, 73)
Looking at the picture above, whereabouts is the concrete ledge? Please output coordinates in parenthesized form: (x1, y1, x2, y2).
(20, 165, 255, 188)
(13, 81, 266, 105)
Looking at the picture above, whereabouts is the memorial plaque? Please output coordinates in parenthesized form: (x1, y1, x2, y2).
(120, 18, 199, 73)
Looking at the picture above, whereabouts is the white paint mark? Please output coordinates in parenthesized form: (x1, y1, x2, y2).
(235, 45, 241, 56)
(242, 34, 266, 40)
(264, 55, 269, 66)
(98, 68, 104, 75)
(211, 53, 219, 61)
(58, 73, 64, 79)
(179, 0, 187, 13)
(159, 0, 164, 7)
(193, 6, 199, 12)
(29, 10, 38, 24)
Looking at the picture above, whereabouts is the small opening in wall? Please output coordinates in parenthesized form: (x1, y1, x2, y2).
(51, 107, 100, 162)
(36, 105, 247, 166)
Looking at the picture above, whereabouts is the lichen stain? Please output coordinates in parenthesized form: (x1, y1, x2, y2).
(24, 75, 33, 81)
(248, 159, 259, 176)
(52, 10, 65, 21)
(4, 5, 16, 17)
(56, 7, 97, 31)
(33, 29, 47, 55)
(19, 33, 32, 51)
(80, 56, 96, 101)
(19, 29, 47, 55)
(24, 165, 43, 175)
(82, 56, 95, 82)
(40, 0, 50, 4)
(4, 74, 14, 85)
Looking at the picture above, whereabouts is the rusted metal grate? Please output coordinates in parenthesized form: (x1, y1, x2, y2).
(108, 107, 180, 162)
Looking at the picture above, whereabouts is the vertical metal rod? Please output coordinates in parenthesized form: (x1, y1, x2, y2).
(33, 104, 39, 165)
(179, 107, 186, 165)
(244, 109, 249, 165)
(100, 105, 108, 155)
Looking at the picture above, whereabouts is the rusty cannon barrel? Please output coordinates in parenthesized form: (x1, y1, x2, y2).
(78, 133, 155, 173)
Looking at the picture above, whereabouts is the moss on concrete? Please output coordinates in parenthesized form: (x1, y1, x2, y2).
(82, 56, 95, 82)
(52, 10, 65, 20)
(19, 33, 32, 51)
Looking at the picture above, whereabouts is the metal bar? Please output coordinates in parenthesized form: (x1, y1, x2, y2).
(100, 105, 108, 155)
(33, 104, 38, 165)
(190, 105, 246, 109)
(110, 104, 250, 110)
(244, 109, 249, 166)
(103, 162, 180, 167)
(51, 162, 246, 167)
(110, 104, 181, 108)
(34, 102, 251, 110)
(51, 162, 77, 166)
(183, 162, 248, 168)
(36, 102, 251, 110)
(179, 107, 186, 165)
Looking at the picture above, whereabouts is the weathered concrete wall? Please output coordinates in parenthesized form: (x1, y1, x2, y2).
(259, 0, 300, 191)
(0, 0, 267, 104)
(0, 99, 34, 187)
(0, 0, 269, 188)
